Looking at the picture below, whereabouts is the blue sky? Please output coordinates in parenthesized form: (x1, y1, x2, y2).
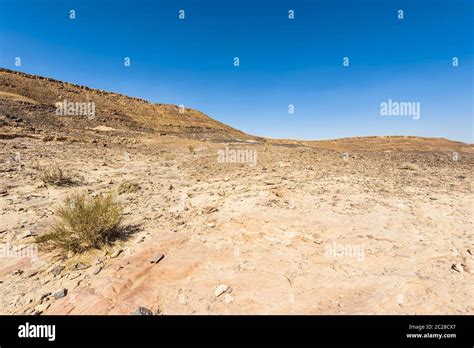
(0, 0, 472, 142)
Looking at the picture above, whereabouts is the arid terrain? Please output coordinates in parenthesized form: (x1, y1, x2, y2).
(0, 68, 473, 315)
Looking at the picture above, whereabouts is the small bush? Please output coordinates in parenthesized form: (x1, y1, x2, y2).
(36, 192, 122, 253)
(188, 145, 195, 154)
(400, 162, 420, 171)
(40, 165, 77, 186)
(117, 181, 140, 194)
(263, 141, 271, 152)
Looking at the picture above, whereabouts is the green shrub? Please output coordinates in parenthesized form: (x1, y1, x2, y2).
(36, 192, 122, 252)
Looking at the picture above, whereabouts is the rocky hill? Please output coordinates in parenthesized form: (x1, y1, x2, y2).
(0, 68, 257, 143)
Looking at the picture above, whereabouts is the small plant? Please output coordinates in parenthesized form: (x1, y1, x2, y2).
(117, 181, 140, 194)
(188, 145, 195, 154)
(40, 165, 77, 186)
(263, 141, 271, 152)
(36, 192, 123, 253)
(400, 162, 420, 171)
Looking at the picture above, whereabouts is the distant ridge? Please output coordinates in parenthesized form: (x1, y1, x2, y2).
(0, 68, 471, 153)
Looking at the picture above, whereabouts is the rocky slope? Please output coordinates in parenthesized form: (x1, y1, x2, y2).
(0, 68, 256, 143)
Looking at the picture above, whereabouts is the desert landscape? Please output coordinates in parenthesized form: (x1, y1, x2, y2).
(0, 68, 473, 315)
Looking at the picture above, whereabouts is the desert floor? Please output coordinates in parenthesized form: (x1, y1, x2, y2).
(0, 135, 473, 314)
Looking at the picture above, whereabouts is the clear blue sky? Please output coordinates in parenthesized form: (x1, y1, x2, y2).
(0, 0, 472, 142)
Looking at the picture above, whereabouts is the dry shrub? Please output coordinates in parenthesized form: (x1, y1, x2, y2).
(117, 181, 140, 194)
(36, 192, 122, 253)
(263, 141, 271, 152)
(40, 165, 77, 186)
(400, 162, 420, 171)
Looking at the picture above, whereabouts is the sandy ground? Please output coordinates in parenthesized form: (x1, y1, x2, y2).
(0, 135, 473, 315)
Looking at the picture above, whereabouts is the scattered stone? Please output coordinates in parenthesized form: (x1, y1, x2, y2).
(451, 263, 463, 273)
(92, 266, 103, 275)
(133, 306, 153, 315)
(13, 269, 24, 276)
(215, 284, 231, 297)
(49, 265, 65, 276)
(150, 254, 165, 264)
(19, 230, 33, 239)
(38, 292, 51, 304)
(25, 270, 38, 278)
(95, 256, 106, 265)
(53, 288, 68, 299)
(73, 262, 90, 270)
(110, 249, 123, 258)
(68, 272, 82, 280)
(203, 206, 218, 214)
(42, 135, 54, 142)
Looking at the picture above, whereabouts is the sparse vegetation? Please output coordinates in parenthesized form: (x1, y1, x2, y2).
(188, 145, 195, 154)
(400, 162, 420, 171)
(117, 181, 140, 194)
(263, 140, 271, 152)
(40, 165, 77, 186)
(36, 192, 123, 253)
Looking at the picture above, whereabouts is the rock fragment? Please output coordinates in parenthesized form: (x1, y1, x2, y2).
(110, 249, 123, 258)
(133, 306, 153, 315)
(49, 265, 65, 276)
(92, 266, 103, 275)
(73, 262, 90, 270)
(150, 254, 165, 264)
(53, 288, 68, 299)
(451, 263, 463, 273)
(215, 284, 231, 297)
